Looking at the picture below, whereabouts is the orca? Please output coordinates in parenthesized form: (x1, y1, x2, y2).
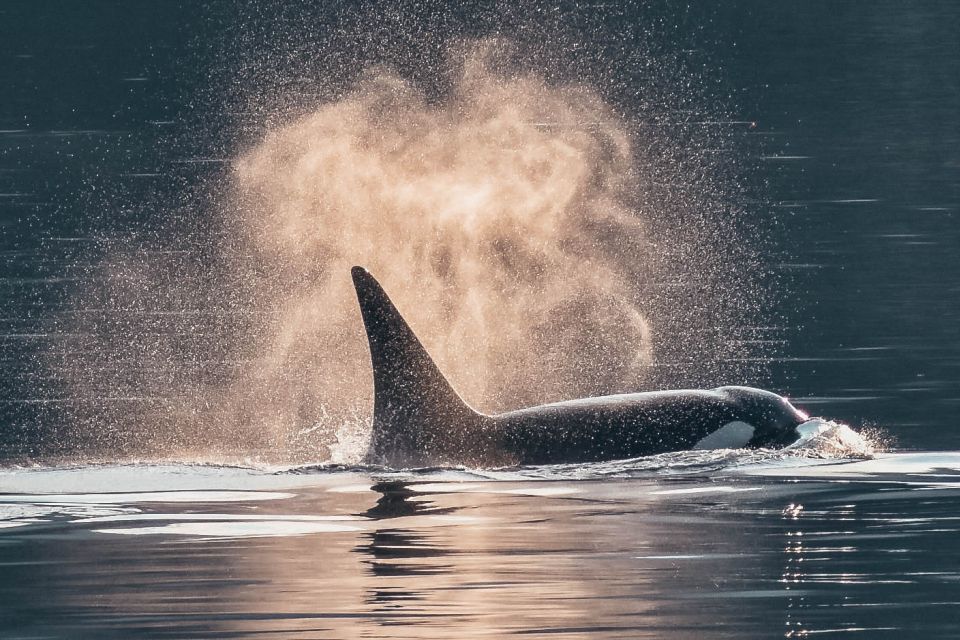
(351, 266, 810, 468)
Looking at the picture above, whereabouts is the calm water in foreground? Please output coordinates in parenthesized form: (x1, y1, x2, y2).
(2, 450, 960, 639)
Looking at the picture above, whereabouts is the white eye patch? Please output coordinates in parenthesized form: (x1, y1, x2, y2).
(693, 421, 756, 450)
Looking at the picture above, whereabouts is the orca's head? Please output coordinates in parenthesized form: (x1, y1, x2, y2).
(715, 386, 809, 449)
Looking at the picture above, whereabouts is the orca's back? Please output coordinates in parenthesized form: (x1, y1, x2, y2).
(493, 390, 735, 464)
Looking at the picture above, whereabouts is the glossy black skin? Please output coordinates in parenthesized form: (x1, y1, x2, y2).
(351, 267, 808, 468)
(494, 387, 807, 465)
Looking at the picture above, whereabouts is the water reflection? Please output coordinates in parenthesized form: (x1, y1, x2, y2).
(1, 473, 960, 637)
(360, 480, 455, 578)
(362, 480, 456, 520)
(354, 480, 601, 636)
(781, 503, 809, 638)
(357, 482, 453, 623)
(771, 485, 960, 638)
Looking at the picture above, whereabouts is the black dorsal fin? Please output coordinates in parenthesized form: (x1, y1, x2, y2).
(351, 267, 482, 465)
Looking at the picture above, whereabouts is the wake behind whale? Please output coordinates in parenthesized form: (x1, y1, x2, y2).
(350, 266, 857, 468)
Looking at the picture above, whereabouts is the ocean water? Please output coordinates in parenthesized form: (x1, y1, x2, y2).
(3, 440, 960, 638)
(3, 1, 960, 638)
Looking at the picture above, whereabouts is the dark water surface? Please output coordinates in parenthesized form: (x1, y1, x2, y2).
(2, 1, 960, 638)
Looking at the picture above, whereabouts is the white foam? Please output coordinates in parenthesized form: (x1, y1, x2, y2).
(745, 452, 960, 481)
(412, 483, 579, 497)
(651, 486, 762, 496)
(75, 513, 360, 524)
(95, 521, 362, 538)
(0, 491, 293, 504)
(785, 419, 874, 457)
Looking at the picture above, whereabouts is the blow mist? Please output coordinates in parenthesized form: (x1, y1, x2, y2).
(45, 41, 773, 464)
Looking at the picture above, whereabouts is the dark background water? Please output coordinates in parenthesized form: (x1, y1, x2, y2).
(1, 0, 959, 455)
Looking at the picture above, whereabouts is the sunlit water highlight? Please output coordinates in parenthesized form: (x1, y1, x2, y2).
(1, 444, 958, 638)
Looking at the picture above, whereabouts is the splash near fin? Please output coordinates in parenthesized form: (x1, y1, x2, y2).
(351, 267, 483, 465)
